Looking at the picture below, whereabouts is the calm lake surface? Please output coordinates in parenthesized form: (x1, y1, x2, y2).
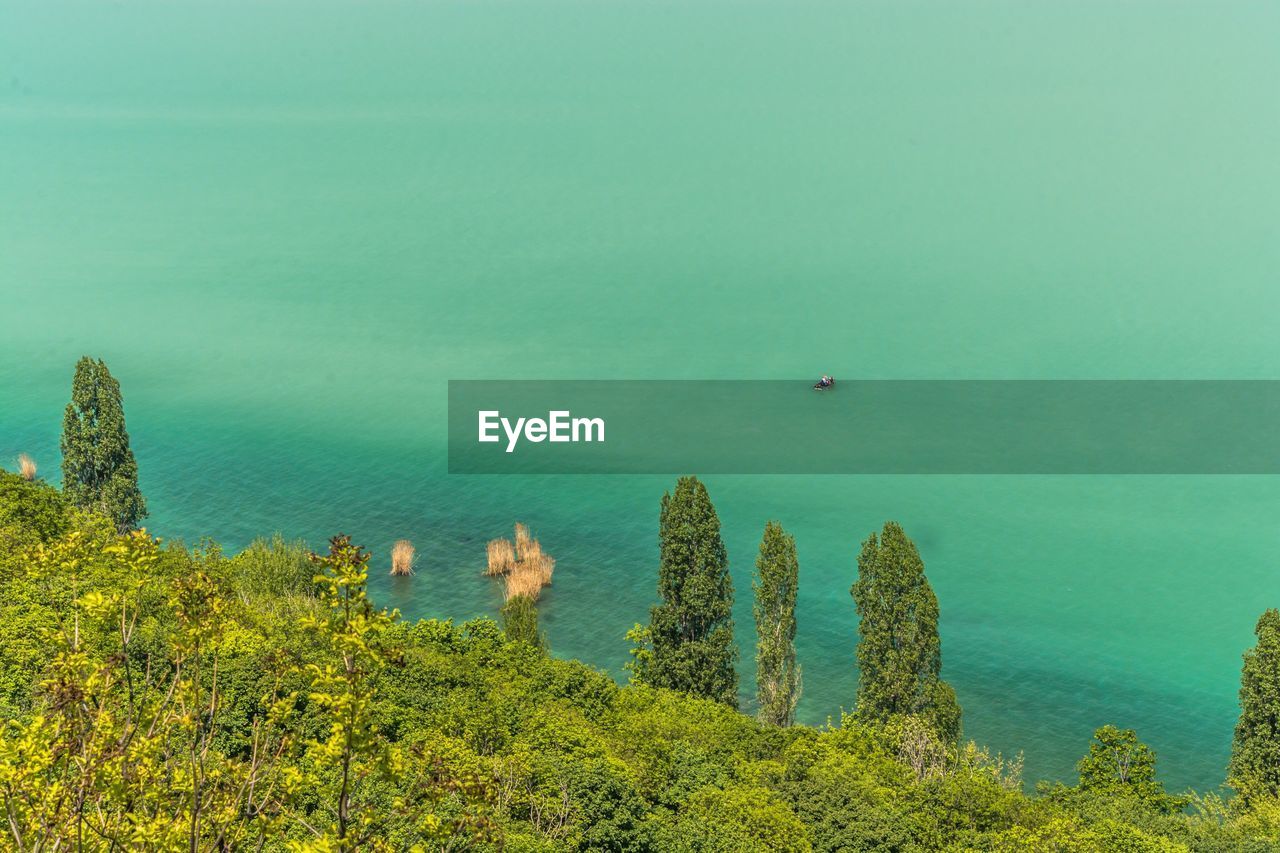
(2, 0, 1277, 791)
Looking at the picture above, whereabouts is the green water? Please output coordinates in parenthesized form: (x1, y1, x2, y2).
(2, 0, 1278, 791)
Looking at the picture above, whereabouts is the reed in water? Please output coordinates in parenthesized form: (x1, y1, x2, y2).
(487, 538, 515, 575)
(514, 522, 531, 558)
(391, 539, 416, 576)
(504, 566, 544, 601)
(487, 523, 555, 600)
(520, 539, 555, 586)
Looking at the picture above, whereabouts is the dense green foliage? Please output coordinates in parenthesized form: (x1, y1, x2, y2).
(634, 476, 738, 707)
(3, 470, 1280, 850)
(852, 521, 962, 743)
(1074, 726, 1191, 814)
(1230, 609, 1280, 802)
(59, 356, 147, 532)
(753, 521, 801, 727)
(0, 468, 70, 552)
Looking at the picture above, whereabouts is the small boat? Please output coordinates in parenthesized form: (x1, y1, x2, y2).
(813, 376, 835, 391)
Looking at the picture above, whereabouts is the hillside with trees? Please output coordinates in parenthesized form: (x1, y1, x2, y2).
(2, 361, 1280, 850)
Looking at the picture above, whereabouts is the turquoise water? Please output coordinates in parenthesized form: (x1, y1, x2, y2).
(2, 0, 1278, 791)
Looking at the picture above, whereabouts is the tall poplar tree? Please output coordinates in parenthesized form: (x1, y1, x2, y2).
(1229, 608, 1280, 800)
(754, 520, 801, 726)
(60, 357, 147, 533)
(643, 476, 738, 707)
(851, 521, 960, 742)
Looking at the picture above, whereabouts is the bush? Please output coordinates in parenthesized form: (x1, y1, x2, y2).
(0, 468, 69, 552)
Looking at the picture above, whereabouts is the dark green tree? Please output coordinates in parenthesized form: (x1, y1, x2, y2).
(60, 357, 146, 532)
(501, 594, 546, 651)
(642, 476, 737, 707)
(754, 521, 801, 726)
(1229, 609, 1280, 800)
(1077, 725, 1188, 813)
(851, 521, 960, 742)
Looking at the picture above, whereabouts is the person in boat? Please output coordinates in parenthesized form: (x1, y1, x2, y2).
(815, 375, 834, 389)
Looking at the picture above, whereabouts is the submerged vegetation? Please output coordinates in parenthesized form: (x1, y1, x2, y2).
(501, 593, 546, 652)
(2, 359, 1280, 849)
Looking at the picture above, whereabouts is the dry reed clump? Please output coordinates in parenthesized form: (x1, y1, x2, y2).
(504, 567, 545, 601)
(518, 539, 555, 586)
(486, 538, 515, 576)
(391, 539, 416, 576)
(487, 523, 556, 601)
(514, 523, 531, 558)
(526, 551, 555, 586)
(17, 453, 36, 481)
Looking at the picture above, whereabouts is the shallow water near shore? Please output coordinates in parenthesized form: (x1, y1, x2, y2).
(3, 0, 1279, 791)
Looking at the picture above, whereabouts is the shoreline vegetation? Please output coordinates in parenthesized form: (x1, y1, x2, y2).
(1, 361, 1279, 850)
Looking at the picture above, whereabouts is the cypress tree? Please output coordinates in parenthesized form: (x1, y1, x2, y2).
(754, 520, 801, 726)
(1229, 609, 1280, 800)
(644, 476, 738, 707)
(851, 521, 960, 742)
(60, 356, 147, 533)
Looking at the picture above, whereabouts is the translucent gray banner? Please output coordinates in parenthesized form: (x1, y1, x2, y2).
(447, 380, 1279, 474)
